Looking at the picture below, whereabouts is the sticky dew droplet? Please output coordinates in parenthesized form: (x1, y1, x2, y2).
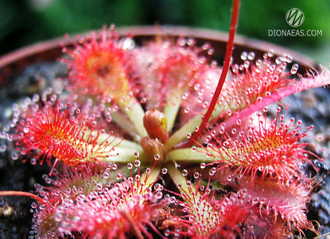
(290, 63, 299, 74)
(134, 160, 141, 167)
(248, 52, 255, 60)
(240, 51, 248, 61)
(200, 162, 206, 169)
(194, 172, 200, 179)
(134, 152, 139, 158)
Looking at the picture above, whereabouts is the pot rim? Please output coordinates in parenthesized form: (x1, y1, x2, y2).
(0, 26, 317, 84)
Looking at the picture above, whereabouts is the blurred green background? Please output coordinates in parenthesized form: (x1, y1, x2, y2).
(0, 0, 329, 64)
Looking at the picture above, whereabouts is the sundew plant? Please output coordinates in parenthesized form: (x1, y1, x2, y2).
(1, 0, 330, 238)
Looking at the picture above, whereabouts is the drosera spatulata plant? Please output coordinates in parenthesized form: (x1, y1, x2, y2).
(1, 0, 330, 237)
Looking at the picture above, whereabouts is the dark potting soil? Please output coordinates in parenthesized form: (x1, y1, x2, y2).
(0, 61, 66, 238)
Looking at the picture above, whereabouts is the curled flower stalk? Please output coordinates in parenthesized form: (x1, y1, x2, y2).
(1, 0, 330, 237)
